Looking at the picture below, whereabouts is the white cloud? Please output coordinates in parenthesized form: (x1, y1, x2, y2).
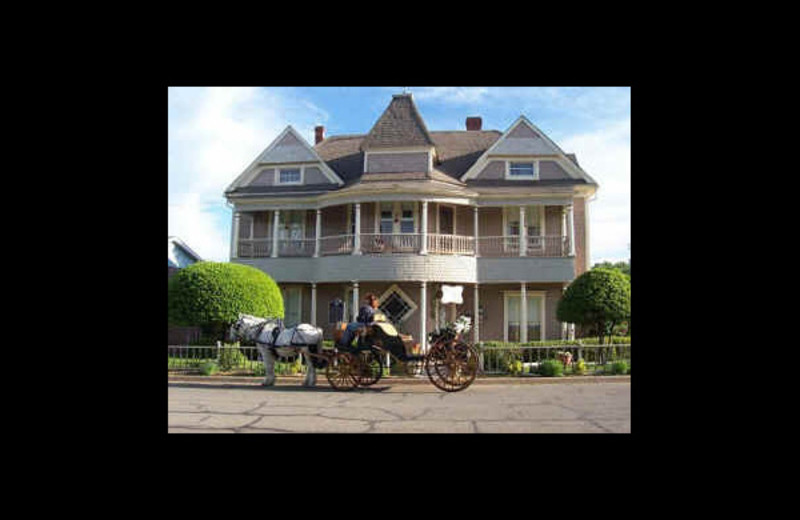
(410, 87, 489, 104)
(168, 87, 324, 261)
(559, 118, 631, 264)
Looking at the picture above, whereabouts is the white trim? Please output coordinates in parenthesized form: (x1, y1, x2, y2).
(502, 290, 546, 342)
(378, 284, 419, 324)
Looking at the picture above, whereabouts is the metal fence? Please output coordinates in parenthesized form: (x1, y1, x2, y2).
(167, 343, 309, 375)
(476, 343, 631, 376)
(168, 342, 631, 377)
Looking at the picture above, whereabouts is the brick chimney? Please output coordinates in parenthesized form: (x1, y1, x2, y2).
(466, 117, 482, 131)
(314, 125, 325, 144)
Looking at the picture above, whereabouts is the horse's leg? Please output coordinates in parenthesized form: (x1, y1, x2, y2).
(259, 344, 276, 386)
(302, 346, 317, 387)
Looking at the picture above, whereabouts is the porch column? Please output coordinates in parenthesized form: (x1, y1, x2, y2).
(473, 283, 480, 344)
(562, 206, 568, 256)
(310, 282, 317, 327)
(271, 209, 280, 258)
(352, 281, 359, 321)
(314, 209, 322, 257)
(520, 282, 528, 343)
(352, 203, 361, 255)
(567, 203, 575, 256)
(231, 211, 240, 259)
(420, 201, 428, 255)
(519, 206, 527, 257)
(473, 206, 480, 257)
(420, 281, 427, 352)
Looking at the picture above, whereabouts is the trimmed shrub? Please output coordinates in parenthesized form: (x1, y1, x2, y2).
(168, 262, 284, 341)
(572, 359, 587, 375)
(557, 268, 631, 345)
(200, 362, 219, 376)
(218, 343, 247, 371)
(539, 359, 564, 377)
(609, 360, 629, 375)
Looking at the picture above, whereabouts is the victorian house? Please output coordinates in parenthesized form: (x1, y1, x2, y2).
(224, 93, 598, 345)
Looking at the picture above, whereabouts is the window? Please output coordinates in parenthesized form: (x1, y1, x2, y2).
(378, 285, 418, 324)
(504, 292, 544, 342)
(278, 168, 301, 184)
(400, 202, 415, 233)
(506, 161, 539, 180)
(283, 287, 303, 327)
(279, 210, 305, 240)
(380, 203, 393, 234)
(509, 162, 534, 177)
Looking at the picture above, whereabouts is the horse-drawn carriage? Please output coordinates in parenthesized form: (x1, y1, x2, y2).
(231, 311, 479, 392)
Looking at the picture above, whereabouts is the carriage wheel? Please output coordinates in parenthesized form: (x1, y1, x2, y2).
(325, 352, 360, 391)
(355, 348, 384, 386)
(424, 342, 479, 392)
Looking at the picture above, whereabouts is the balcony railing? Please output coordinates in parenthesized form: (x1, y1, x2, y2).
(238, 234, 570, 258)
(477, 235, 569, 257)
(361, 233, 421, 254)
(237, 238, 272, 258)
(278, 238, 315, 257)
(427, 234, 475, 255)
(320, 234, 354, 255)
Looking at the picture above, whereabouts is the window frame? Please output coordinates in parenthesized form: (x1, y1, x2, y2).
(377, 284, 418, 324)
(503, 290, 546, 342)
(504, 160, 539, 181)
(274, 165, 305, 185)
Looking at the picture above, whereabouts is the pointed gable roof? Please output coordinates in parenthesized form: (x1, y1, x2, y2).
(361, 94, 436, 150)
(225, 125, 344, 193)
(460, 115, 598, 185)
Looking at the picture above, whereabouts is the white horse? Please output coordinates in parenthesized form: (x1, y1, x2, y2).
(229, 314, 324, 387)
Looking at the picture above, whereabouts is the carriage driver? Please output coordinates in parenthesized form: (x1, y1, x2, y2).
(337, 293, 380, 348)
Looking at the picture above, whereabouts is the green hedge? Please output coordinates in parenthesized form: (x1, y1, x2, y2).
(168, 261, 284, 340)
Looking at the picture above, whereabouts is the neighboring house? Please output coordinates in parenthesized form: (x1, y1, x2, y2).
(168, 236, 203, 344)
(224, 94, 598, 344)
(168, 236, 203, 276)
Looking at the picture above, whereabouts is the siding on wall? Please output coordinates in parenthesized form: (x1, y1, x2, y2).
(251, 168, 276, 185)
(304, 166, 333, 184)
(476, 161, 505, 180)
(508, 124, 539, 138)
(366, 152, 429, 173)
(544, 206, 562, 237)
(322, 205, 347, 236)
(539, 161, 571, 180)
(479, 207, 503, 236)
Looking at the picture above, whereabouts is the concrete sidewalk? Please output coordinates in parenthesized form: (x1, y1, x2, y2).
(168, 374, 631, 386)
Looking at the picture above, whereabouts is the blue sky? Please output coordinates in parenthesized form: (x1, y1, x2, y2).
(168, 87, 630, 263)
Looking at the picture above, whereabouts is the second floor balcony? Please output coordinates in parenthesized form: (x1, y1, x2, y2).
(233, 202, 576, 260)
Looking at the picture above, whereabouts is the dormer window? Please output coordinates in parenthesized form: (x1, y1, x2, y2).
(507, 161, 538, 180)
(278, 168, 302, 185)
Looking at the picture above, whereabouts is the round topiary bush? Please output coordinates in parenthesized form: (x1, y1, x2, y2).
(539, 359, 564, 377)
(168, 262, 284, 341)
(609, 360, 629, 375)
(557, 268, 631, 345)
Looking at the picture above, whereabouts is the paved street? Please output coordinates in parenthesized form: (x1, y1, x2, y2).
(168, 380, 630, 433)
